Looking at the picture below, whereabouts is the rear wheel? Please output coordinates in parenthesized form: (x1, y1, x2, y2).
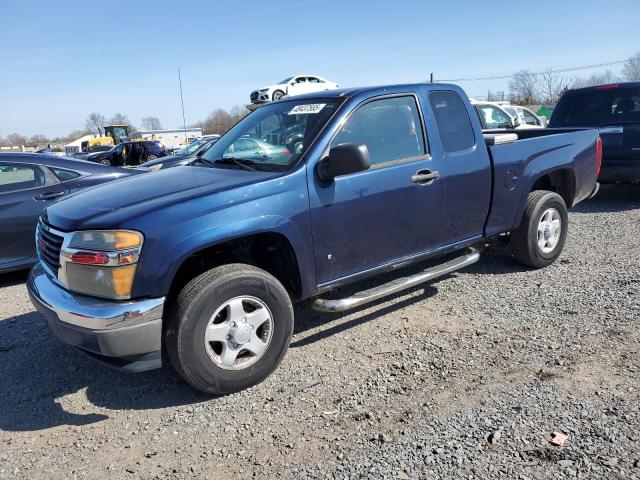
(99, 158, 111, 166)
(165, 264, 294, 395)
(510, 190, 568, 268)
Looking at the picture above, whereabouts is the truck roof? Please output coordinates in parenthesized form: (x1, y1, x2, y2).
(284, 83, 461, 102)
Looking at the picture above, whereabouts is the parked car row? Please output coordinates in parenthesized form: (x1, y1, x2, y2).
(470, 99, 546, 130)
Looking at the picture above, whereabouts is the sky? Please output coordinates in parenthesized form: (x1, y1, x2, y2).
(0, 0, 638, 138)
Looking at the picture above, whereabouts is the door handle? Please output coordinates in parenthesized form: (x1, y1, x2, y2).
(34, 191, 65, 201)
(411, 169, 440, 185)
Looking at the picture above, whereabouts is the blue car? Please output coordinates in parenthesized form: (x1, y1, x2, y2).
(0, 153, 139, 272)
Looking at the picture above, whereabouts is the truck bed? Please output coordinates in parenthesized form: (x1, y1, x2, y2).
(483, 127, 600, 237)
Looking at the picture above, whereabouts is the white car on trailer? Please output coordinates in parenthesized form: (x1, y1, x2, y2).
(250, 75, 339, 104)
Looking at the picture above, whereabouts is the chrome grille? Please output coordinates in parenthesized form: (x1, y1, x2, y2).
(37, 221, 64, 273)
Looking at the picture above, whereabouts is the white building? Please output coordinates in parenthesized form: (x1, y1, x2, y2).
(133, 128, 203, 149)
(64, 133, 102, 155)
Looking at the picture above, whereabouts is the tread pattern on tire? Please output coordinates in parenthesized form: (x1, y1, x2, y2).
(510, 190, 567, 269)
(165, 263, 293, 394)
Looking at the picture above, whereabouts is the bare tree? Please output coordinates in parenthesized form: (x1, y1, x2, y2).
(572, 70, 618, 88)
(6, 133, 27, 146)
(229, 105, 250, 124)
(65, 129, 92, 142)
(537, 69, 571, 104)
(85, 113, 106, 135)
(509, 70, 539, 105)
(622, 52, 640, 81)
(29, 134, 49, 145)
(141, 116, 163, 130)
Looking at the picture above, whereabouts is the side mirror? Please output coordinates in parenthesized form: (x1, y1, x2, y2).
(317, 144, 370, 181)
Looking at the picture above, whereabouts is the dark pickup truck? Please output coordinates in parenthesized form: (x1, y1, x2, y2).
(549, 81, 640, 183)
(27, 83, 601, 394)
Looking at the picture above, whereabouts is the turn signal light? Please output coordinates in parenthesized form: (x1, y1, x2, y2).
(70, 252, 109, 265)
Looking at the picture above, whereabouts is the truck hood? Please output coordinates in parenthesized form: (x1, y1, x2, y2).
(44, 165, 282, 231)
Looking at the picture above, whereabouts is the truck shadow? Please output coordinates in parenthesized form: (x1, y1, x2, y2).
(0, 269, 29, 288)
(291, 283, 440, 349)
(0, 312, 206, 433)
(572, 184, 640, 214)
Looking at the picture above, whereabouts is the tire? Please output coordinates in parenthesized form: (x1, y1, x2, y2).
(510, 190, 568, 268)
(165, 264, 294, 395)
(146, 154, 158, 161)
(271, 90, 285, 101)
(99, 159, 111, 166)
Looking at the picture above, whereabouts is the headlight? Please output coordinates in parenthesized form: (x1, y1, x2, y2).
(60, 230, 143, 300)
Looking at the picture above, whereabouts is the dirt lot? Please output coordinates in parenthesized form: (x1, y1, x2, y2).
(0, 185, 639, 480)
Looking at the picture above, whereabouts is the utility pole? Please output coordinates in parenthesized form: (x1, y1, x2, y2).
(429, 73, 435, 83)
(178, 68, 187, 138)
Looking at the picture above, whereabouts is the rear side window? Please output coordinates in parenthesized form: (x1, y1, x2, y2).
(50, 168, 81, 182)
(332, 96, 426, 165)
(428, 91, 475, 153)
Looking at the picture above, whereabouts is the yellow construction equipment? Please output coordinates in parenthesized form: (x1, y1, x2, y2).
(81, 125, 130, 150)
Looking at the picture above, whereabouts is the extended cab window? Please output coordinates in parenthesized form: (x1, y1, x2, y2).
(429, 91, 475, 153)
(331, 96, 426, 165)
(0, 162, 46, 193)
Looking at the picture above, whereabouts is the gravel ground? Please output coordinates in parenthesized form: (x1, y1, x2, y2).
(0, 185, 639, 480)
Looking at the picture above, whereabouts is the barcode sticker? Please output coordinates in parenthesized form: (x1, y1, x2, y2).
(288, 104, 326, 115)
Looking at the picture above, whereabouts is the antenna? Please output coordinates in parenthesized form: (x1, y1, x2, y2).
(178, 68, 187, 139)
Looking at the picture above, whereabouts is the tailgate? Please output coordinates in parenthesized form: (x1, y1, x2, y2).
(599, 123, 640, 160)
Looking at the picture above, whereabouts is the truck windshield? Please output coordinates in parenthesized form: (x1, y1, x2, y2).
(198, 99, 342, 171)
(551, 85, 640, 126)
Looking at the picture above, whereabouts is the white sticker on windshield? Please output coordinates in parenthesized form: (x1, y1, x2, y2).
(288, 103, 326, 115)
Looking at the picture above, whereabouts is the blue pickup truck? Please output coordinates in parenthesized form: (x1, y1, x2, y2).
(27, 83, 601, 394)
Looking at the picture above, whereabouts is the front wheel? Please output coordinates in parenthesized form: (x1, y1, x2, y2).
(165, 264, 294, 395)
(146, 154, 158, 161)
(510, 190, 568, 268)
(271, 90, 285, 101)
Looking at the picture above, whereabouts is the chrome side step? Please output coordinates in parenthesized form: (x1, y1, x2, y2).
(311, 247, 481, 313)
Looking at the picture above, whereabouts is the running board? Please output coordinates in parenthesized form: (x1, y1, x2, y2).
(311, 247, 481, 313)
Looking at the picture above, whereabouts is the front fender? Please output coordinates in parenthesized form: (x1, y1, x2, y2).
(136, 215, 315, 299)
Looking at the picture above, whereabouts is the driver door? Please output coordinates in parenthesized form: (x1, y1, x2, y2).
(307, 94, 447, 285)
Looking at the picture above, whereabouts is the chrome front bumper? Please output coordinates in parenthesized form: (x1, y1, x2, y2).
(27, 264, 165, 372)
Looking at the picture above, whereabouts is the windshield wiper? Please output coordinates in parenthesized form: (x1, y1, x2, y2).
(194, 157, 256, 171)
